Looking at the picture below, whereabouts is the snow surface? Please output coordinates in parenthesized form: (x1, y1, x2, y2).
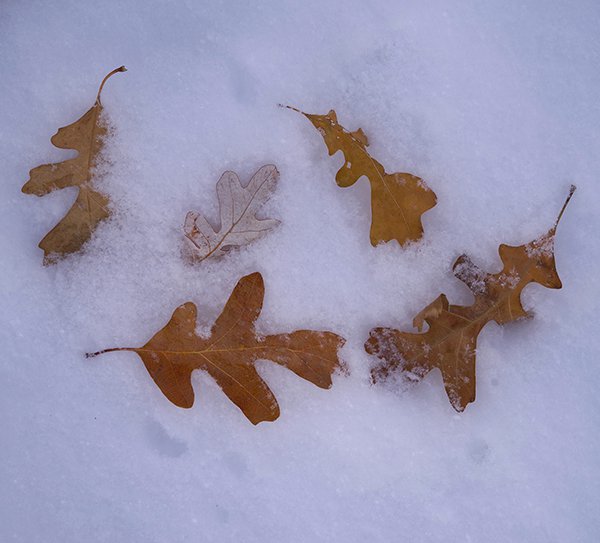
(1, 1, 600, 541)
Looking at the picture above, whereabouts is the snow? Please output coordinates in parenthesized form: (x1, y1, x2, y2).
(1, 0, 600, 541)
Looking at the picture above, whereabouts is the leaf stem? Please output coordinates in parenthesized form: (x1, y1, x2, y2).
(85, 346, 135, 358)
(555, 184, 576, 228)
(278, 104, 303, 114)
(96, 65, 127, 105)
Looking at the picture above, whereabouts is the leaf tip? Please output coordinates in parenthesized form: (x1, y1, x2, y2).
(351, 128, 369, 147)
(242, 271, 264, 288)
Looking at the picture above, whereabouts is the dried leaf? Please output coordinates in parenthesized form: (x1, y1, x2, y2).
(22, 66, 126, 264)
(366, 187, 575, 411)
(184, 165, 280, 262)
(87, 272, 345, 424)
(283, 106, 437, 246)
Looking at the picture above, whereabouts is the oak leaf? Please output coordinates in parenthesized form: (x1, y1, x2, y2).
(87, 272, 345, 424)
(184, 165, 280, 262)
(284, 106, 437, 246)
(22, 66, 126, 264)
(365, 187, 575, 411)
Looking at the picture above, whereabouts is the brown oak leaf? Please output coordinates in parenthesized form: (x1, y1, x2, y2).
(283, 105, 437, 246)
(22, 66, 126, 264)
(366, 186, 575, 411)
(87, 272, 346, 424)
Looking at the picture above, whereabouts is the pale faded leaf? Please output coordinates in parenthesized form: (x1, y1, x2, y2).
(184, 164, 280, 261)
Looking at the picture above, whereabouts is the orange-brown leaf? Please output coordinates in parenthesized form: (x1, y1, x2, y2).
(87, 272, 346, 424)
(22, 66, 126, 264)
(285, 106, 437, 246)
(366, 187, 575, 411)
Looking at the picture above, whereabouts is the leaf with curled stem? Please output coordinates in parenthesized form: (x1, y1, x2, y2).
(22, 66, 126, 264)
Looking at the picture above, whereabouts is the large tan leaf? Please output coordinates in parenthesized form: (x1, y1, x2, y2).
(366, 187, 575, 411)
(284, 106, 437, 246)
(87, 272, 346, 424)
(184, 165, 280, 262)
(22, 66, 126, 264)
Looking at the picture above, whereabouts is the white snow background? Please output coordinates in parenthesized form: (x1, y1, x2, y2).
(1, 1, 599, 541)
